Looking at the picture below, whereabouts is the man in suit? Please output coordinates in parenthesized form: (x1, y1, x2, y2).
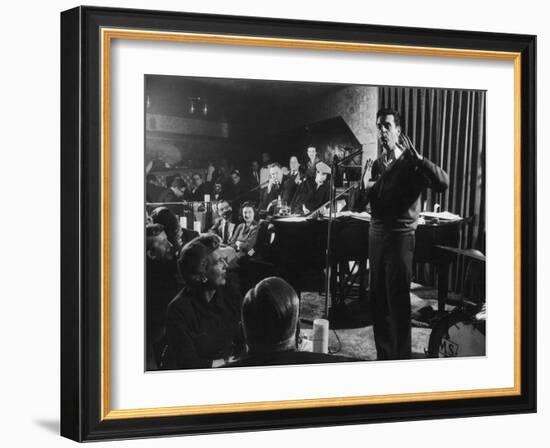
(259, 163, 287, 211)
(229, 169, 247, 203)
(209, 200, 236, 245)
(189, 172, 210, 201)
(305, 146, 321, 180)
(250, 160, 261, 186)
(259, 152, 271, 186)
(281, 156, 301, 205)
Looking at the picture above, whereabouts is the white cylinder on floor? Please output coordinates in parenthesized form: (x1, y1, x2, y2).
(312, 318, 329, 354)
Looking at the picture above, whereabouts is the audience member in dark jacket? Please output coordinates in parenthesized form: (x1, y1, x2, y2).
(161, 234, 244, 369)
(145, 223, 180, 369)
(227, 277, 357, 367)
(303, 161, 331, 214)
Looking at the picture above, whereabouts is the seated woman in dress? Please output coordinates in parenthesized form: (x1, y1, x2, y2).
(229, 201, 260, 257)
(161, 234, 244, 369)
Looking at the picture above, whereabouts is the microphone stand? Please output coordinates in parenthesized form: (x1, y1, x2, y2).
(324, 148, 364, 319)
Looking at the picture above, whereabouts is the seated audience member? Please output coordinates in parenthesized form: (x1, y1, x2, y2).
(303, 162, 331, 214)
(150, 206, 199, 255)
(259, 163, 291, 211)
(212, 182, 225, 202)
(289, 165, 312, 214)
(161, 175, 191, 215)
(145, 223, 180, 369)
(229, 202, 260, 257)
(189, 172, 209, 201)
(165, 175, 192, 201)
(206, 162, 216, 183)
(281, 156, 301, 205)
(289, 156, 301, 179)
(227, 277, 355, 367)
(215, 160, 233, 190)
(250, 160, 261, 186)
(259, 152, 271, 186)
(229, 169, 247, 203)
(305, 145, 321, 180)
(146, 174, 169, 203)
(209, 200, 236, 244)
(161, 234, 244, 369)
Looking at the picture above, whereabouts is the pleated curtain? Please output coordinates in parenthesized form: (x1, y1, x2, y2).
(379, 87, 486, 292)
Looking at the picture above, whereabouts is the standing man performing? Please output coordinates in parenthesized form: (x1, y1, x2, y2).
(364, 108, 449, 360)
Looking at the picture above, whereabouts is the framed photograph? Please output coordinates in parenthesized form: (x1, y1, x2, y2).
(60, 6, 536, 441)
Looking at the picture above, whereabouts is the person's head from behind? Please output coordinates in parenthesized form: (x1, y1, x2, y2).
(376, 108, 402, 152)
(146, 223, 174, 261)
(178, 234, 227, 290)
(242, 277, 299, 353)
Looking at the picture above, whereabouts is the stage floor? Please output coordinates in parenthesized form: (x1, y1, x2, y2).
(298, 283, 462, 360)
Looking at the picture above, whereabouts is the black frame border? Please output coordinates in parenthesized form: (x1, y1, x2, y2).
(60, 6, 536, 442)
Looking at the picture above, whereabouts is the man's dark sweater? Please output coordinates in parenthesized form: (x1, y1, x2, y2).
(367, 152, 449, 233)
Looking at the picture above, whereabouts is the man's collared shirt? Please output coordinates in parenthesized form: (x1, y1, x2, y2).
(383, 146, 403, 167)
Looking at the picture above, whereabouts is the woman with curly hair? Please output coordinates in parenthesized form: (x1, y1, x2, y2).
(161, 234, 244, 369)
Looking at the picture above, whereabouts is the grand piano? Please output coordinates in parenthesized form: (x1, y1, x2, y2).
(267, 213, 464, 314)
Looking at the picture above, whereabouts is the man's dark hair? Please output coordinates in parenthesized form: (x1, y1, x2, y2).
(377, 108, 402, 128)
(146, 223, 166, 253)
(150, 207, 182, 252)
(178, 234, 221, 285)
(146, 223, 164, 238)
(242, 277, 299, 352)
(166, 175, 185, 189)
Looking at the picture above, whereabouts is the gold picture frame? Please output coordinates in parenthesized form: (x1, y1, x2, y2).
(61, 6, 536, 441)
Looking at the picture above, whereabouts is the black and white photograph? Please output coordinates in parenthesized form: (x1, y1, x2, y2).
(144, 75, 487, 371)
(55, 3, 538, 442)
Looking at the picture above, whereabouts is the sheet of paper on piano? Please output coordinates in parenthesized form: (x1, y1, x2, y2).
(336, 211, 371, 221)
(276, 216, 310, 222)
(419, 211, 462, 221)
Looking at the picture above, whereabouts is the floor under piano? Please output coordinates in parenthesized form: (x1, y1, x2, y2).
(298, 282, 461, 360)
